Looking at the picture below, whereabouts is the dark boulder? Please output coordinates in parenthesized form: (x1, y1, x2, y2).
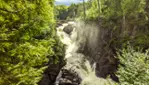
(63, 24, 74, 34)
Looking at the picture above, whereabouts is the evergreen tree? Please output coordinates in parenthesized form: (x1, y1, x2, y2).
(0, 0, 64, 85)
(116, 46, 149, 85)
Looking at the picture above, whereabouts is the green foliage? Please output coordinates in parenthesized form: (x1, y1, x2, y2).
(84, 0, 149, 47)
(85, 0, 145, 20)
(0, 0, 64, 85)
(116, 46, 149, 85)
(55, 2, 92, 20)
(67, 4, 78, 19)
(85, 0, 99, 20)
(55, 3, 82, 20)
(55, 5, 68, 20)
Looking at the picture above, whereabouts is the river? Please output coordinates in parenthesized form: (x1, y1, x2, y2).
(55, 21, 116, 85)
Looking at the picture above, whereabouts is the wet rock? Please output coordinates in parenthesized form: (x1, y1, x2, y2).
(74, 21, 119, 82)
(56, 69, 82, 85)
(63, 24, 74, 34)
(38, 56, 66, 85)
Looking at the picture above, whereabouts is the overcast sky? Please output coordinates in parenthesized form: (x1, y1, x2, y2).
(55, 0, 88, 5)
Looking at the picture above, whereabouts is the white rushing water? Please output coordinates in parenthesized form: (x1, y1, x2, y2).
(56, 21, 116, 85)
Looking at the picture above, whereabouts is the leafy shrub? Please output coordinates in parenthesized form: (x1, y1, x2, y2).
(116, 46, 149, 85)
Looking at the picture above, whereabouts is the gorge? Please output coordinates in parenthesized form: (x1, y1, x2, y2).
(55, 21, 118, 85)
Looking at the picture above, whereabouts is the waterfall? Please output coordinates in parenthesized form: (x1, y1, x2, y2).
(55, 21, 116, 85)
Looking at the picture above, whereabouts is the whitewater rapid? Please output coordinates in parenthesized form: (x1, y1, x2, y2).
(55, 21, 116, 85)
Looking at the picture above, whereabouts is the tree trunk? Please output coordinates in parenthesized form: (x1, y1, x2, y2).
(83, 0, 86, 20)
(97, 0, 100, 13)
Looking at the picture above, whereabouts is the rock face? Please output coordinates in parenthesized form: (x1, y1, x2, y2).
(74, 21, 119, 82)
(38, 56, 66, 85)
(63, 24, 74, 34)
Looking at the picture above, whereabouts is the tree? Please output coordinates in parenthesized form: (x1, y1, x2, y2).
(83, 0, 86, 20)
(0, 0, 64, 85)
(55, 5, 68, 20)
(116, 46, 149, 85)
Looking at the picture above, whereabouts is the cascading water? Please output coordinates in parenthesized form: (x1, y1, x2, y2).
(55, 21, 116, 85)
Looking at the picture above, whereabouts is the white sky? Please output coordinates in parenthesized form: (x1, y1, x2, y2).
(55, 0, 87, 3)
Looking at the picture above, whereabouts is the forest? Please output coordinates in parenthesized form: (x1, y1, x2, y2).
(0, 0, 149, 85)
